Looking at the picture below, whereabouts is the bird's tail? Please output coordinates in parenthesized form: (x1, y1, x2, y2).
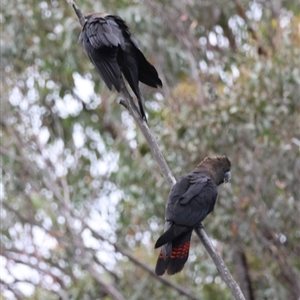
(155, 230, 192, 276)
(135, 49, 163, 88)
(136, 95, 147, 122)
(120, 65, 147, 121)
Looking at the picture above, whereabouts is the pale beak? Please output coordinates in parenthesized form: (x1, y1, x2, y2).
(224, 171, 231, 183)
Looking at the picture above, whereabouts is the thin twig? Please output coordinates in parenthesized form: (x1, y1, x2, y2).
(66, 0, 85, 26)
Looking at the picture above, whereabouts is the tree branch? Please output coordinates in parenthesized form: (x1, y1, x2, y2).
(119, 79, 176, 186)
(231, 243, 255, 300)
(66, 0, 85, 26)
(82, 220, 199, 300)
(68, 2, 246, 299)
(3, 199, 125, 300)
(194, 225, 246, 300)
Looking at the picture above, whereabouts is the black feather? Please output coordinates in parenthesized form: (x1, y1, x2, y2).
(79, 14, 162, 121)
(154, 156, 231, 276)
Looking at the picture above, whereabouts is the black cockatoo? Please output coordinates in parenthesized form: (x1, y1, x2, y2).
(79, 13, 162, 121)
(155, 156, 231, 275)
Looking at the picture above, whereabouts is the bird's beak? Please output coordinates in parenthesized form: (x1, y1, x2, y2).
(224, 171, 231, 183)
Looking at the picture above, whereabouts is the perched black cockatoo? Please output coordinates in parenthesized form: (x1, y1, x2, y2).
(79, 13, 162, 121)
(155, 156, 231, 276)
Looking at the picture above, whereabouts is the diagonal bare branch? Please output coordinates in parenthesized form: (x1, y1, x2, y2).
(81, 220, 199, 300)
(67, 1, 246, 300)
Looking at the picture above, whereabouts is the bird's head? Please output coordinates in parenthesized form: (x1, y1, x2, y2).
(197, 156, 231, 185)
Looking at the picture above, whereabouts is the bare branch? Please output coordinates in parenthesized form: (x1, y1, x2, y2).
(65, 0, 175, 186)
(67, 2, 246, 300)
(3, 200, 125, 300)
(195, 225, 246, 300)
(82, 220, 199, 300)
(82, 263, 125, 300)
(119, 79, 176, 187)
(66, 0, 85, 26)
(232, 243, 255, 300)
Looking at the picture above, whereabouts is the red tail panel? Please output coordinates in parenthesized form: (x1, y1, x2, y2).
(155, 231, 192, 275)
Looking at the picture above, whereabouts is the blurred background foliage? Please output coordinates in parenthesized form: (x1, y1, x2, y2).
(1, 0, 299, 299)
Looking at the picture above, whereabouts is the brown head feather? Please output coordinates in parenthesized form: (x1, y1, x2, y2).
(196, 156, 231, 185)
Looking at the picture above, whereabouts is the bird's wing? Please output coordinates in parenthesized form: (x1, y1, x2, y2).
(129, 36, 162, 88)
(155, 174, 217, 249)
(112, 16, 162, 89)
(179, 175, 209, 205)
(80, 17, 123, 91)
(172, 174, 218, 227)
(165, 174, 191, 221)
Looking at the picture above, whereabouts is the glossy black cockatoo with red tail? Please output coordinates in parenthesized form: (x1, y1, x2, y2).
(79, 13, 162, 121)
(155, 156, 231, 276)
